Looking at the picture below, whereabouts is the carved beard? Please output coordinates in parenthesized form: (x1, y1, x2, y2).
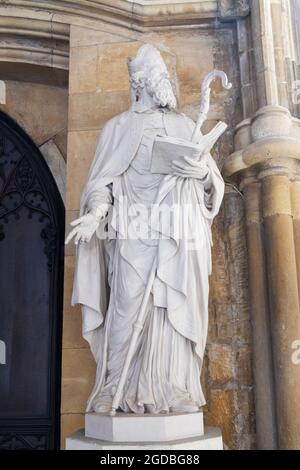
(146, 74, 176, 109)
(130, 66, 177, 109)
(146, 76, 177, 109)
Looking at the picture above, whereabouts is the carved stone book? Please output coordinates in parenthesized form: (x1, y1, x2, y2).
(151, 121, 227, 174)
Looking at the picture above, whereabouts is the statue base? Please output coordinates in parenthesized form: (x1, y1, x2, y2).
(65, 411, 223, 450)
(65, 427, 223, 450)
(85, 411, 204, 442)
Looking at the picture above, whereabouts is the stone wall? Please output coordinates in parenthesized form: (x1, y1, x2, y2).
(62, 22, 255, 449)
(205, 192, 254, 449)
(0, 80, 68, 200)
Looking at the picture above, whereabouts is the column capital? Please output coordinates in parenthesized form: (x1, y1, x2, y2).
(223, 105, 300, 186)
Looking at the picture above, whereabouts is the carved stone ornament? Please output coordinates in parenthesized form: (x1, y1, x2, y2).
(219, 0, 250, 19)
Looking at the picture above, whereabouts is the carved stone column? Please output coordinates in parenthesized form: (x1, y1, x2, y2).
(291, 181, 300, 300)
(242, 178, 277, 449)
(226, 0, 300, 449)
(224, 105, 300, 449)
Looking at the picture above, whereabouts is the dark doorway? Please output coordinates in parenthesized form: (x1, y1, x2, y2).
(0, 112, 64, 449)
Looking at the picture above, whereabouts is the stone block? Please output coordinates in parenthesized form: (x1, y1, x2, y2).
(205, 389, 236, 449)
(208, 343, 235, 385)
(61, 413, 85, 449)
(39, 139, 66, 200)
(64, 210, 80, 256)
(66, 130, 99, 210)
(85, 412, 204, 442)
(68, 90, 130, 131)
(61, 348, 96, 414)
(97, 42, 142, 92)
(236, 346, 253, 387)
(235, 390, 256, 436)
(70, 25, 135, 48)
(69, 45, 99, 94)
(53, 128, 68, 161)
(66, 427, 223, 450)
(1, 80, 68, 146)
(217, 316, 252, 344)
(157, 31, 215, 107)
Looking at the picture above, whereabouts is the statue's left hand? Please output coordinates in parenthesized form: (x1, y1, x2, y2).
(171, 155, 209, 180)
(65, 213, 100, 245)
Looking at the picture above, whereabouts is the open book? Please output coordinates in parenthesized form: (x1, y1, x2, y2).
(151, 121, 227, 175)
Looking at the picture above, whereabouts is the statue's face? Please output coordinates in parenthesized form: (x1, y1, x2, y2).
(145, 67, 176, 109)
(128, 44, 177, 109)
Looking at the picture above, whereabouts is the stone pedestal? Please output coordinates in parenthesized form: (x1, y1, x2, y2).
(85, 411, 204, 442)
(66, 427, 223, 450)
(65, 412, 223, 450)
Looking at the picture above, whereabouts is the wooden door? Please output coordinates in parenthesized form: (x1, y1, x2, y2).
(0, 112, 64, 449)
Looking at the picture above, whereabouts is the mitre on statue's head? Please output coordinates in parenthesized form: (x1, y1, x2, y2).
(128, 44, 176, 110)
(127, 44, 168, 77)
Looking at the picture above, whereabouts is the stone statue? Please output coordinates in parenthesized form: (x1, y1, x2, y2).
(65, 44, 228, 416)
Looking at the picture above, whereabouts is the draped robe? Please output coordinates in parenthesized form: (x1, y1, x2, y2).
(72, 108, 225, 413)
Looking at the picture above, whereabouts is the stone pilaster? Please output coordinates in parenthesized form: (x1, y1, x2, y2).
(262, 174, 300, 449)
(291, 181, 300, 300)
(224, 104, 300, 449)
(227, 1, 300, 447)
(243, 180, 277, 449)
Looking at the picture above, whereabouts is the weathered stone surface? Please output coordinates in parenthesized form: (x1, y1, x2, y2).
(206, 187, 254, 449)
(207, 343, 235, 385)
(65, 210, 80, 256)
(219, 0, 250, 19)
(68, 90, 130, 132)
(69, 45, 99, 94)
(66, 130, 99, 210)
(293, 217, 300, 302)
(264, 213, 300, 450)
(61, 348, 96, 414)
(70, 25, 135, 48)
(53, 128, 68, 161)
(262, 175, 292, 217)
(236, 346, 253, 387)
(97, 42, 142, 93)
(205, 390, 236, 449)
(0, 80, 68, 146)
(39, 139, 66, 200)
(61, 414, 85, 450)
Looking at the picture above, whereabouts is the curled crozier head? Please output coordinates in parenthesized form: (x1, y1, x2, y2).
(128, 44, 176, 110)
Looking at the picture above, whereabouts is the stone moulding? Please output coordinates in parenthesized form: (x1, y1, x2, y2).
(224, 105, 300, 181)
(0, 0, 249, 69)
(0, 12, 70, 69)
(0, 0, 250, 30)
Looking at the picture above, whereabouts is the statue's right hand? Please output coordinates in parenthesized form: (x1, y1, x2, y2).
(65, 213, 100, 245)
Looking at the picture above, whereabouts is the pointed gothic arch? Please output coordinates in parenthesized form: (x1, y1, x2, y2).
(0, 111, 65, 449)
